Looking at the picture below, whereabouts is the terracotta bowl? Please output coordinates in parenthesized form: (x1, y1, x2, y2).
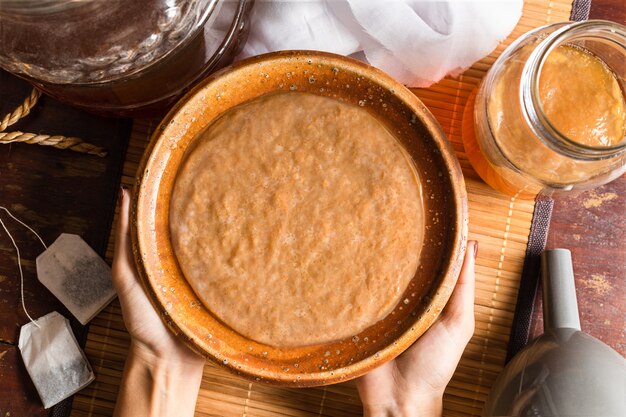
(131, 51, 468, 387)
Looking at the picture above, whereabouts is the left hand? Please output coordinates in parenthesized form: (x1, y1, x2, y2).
(112, 188, 205, 417)
(112, 188, 205, 367)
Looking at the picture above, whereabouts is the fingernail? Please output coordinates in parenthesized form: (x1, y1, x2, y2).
(472, 241, 479, 259)
(119, 186, 126, 203)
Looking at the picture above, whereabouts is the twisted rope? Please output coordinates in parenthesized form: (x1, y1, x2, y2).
(0, 131, 107, 157)
(0, 87, 41, 132)
(0, 88, 108, 157)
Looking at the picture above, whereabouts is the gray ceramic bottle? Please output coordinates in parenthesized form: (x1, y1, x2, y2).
(483, 249, 626, 416)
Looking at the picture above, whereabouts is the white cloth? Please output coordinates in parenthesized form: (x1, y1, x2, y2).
(238, 0, 523, 87)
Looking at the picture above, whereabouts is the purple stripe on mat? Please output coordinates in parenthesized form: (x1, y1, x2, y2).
(505, 197, 554, 362)
(570, 0, 592, 21)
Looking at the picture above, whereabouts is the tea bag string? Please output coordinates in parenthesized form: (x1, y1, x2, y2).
(0, 206, 48, 249)
(0, 88, 108, 157)
(0, 206, 49, 328)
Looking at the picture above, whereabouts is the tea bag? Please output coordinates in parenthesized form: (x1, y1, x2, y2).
(36, 233, 116, 325)
(19, 311, 95, 409)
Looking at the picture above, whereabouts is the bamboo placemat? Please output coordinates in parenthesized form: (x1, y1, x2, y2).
(70, 1, 575, 416)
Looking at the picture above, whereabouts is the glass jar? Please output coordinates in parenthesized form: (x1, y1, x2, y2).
(0, 0, 253, 116)
(463, 20, 626, 199)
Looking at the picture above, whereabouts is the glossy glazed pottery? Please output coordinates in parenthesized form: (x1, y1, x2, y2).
(131, 51, 468, 386)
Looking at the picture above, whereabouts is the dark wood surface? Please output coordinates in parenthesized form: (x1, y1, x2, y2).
(1, 1, 624, 416)
(529, 179, 626, 355)
(0, 71, 131, 417)
(588, 0, 626, 22)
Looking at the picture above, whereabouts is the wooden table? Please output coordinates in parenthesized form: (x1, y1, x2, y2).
(1, 1, 624, 416)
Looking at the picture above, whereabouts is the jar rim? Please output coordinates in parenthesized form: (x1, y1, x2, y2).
(521, 20, 626, 161)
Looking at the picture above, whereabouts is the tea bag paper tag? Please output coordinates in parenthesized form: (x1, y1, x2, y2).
(18, 311, 95, 409)
(36, 234, 116, 325)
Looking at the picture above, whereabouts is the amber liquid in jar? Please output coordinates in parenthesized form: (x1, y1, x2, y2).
(464, 21, 626, 199)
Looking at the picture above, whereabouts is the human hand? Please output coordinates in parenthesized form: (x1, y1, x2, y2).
(113, 188, 204, 417)
(113, 187, 205, 366)
(357, 240, 477, 417)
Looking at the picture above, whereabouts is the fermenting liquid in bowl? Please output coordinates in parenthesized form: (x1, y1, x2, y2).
(170, 92, 424, 347)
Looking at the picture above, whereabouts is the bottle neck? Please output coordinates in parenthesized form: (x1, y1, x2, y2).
(520, 20, 626, 162)
(541, 249, 581, 332)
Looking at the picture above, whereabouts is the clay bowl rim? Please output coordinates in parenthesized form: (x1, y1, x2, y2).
(131, 50, 468, 387)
